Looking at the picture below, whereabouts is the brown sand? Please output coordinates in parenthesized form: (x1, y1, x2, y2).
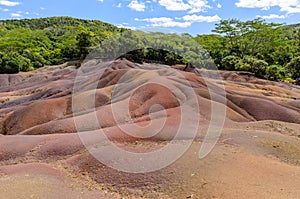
(0, 59, 299, 198)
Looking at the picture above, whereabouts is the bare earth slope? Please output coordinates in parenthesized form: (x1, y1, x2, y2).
(0, 60, 300, 199)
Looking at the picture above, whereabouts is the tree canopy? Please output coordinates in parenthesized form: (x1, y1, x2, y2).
(0, 16, 124, 73)
(195, 18, 300, 81)
(1, 17, 300, 81)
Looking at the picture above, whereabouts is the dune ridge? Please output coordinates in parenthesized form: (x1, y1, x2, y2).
(0, 60, 300, 199)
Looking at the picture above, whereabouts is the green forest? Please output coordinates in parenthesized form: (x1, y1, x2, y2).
(0, 17, 125, 73)
(195, 19, 300, 81)
(0, 16, 299, 82)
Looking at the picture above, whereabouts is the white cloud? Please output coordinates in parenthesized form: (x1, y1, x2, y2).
(117, 24, 137, 30)
(25, 11, 29, 15)
(187, 0, 211, 13)
(235, 0, 300, 14)
(161, 20, 192, 27)
(117, 3, 122, 8)
(1, 8, 9, 12)
(235, 0, 298, 9)
(98, 0, 104, 2)
(11, 12, 21, 17)
(136, 17, 192, 28)
(217, 3, 222, 9)
(128, 0, 146, 12)
(183, 14, 221, 22)
(135, 13, 221, 28)
(158, 0, 190, 11)
(0, 0, 20, 6)
(261, 7, 269, 11)
(280, 5, 300, 14)
(157, 0, 211, 13)
(256, 14, 286, 19)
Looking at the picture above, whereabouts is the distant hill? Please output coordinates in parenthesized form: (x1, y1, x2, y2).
(0, 16, 124, 73)
(0, 16, 120, 31)
(1, 16, 299, 80)
(286, 23, 300, 29)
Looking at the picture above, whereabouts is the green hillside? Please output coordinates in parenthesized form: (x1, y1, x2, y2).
(0, 16, 124, 73)
(286, 23, 300, 29)
(195, 19, 300, 81)
(0, 16, 299, 81)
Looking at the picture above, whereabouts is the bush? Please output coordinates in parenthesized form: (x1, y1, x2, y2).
(266, 65, 285, 80)
(221, 55, 240, 70)
(286, 56, 300, 79)
(252, 59, 268, 77)
(235, 60, 251, 72)
(234, 56, 267, 77)
(284, 77, 296, 83)
(0, 52, 33, 74)
(17, 54, 34, 72)
(22, 49, 46, 68)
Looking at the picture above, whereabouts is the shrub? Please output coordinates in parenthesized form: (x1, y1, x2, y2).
(22, 49, 46, 68)
(235, 60, 251, 72)
(266, 65, 285, 80)
(0, 52, 33, 74)
(221, 55, 240, 70)
(234, 56, 268, 77)
(286, 56, 300, 79)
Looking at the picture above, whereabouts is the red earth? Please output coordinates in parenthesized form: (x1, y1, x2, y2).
(0, 59, 300, 198)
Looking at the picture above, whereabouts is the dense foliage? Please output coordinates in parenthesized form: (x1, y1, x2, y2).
(0, 16, 299, 81)
(195, 18, 300, 81)
(90, 30, 212, 68)
(118, 48, 187, 65)
(0, 16, 124, 73)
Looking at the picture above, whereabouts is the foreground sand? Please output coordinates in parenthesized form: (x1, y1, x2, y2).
(0, 60, 299, 198)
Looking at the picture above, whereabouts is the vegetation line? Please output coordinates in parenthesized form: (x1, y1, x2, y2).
(0, 17, 299, 82)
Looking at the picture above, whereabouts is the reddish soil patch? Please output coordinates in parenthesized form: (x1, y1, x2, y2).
(0, 59, 300, 198)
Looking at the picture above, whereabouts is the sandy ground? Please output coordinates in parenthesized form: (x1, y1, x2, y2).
(0, 59, 299, 198)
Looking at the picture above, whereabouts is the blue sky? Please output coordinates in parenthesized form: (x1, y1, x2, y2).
(0, 0, 300, 35)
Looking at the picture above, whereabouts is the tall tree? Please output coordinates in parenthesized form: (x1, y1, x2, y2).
(76, 27, 95, 60)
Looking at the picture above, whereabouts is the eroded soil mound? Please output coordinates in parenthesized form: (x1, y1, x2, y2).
(0, 59, 300, 199)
